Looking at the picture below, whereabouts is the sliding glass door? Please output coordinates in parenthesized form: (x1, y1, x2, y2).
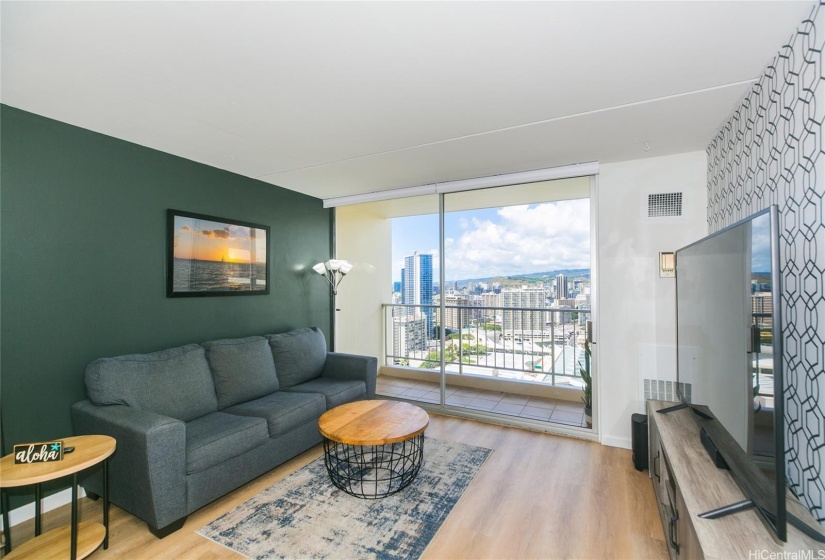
(438, 179, 592, 427)
(377, 177, 595, 431)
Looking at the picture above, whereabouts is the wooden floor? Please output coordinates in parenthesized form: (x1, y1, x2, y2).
(1, 414, 667, 559)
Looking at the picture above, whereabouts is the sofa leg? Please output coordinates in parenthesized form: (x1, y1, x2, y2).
(84, 491, 100, 501)
(148, 517, 187, 539)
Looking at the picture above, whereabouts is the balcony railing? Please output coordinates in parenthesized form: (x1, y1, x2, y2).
(752, 311, 775, 409)
(382, 303, 591, 389)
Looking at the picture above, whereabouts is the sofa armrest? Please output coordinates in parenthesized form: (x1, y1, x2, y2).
(71, 400, 187, 531)
(322, 353, 378, 399)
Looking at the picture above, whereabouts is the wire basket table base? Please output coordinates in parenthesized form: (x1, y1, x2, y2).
(322, 434, 425, 499)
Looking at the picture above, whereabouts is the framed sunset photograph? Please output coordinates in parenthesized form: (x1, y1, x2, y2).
(167, 209, 270, 297)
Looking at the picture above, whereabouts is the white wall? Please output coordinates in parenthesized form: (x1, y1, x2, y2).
(596, 151, 707, 448)
(335, 151, 709, 449)
(335, 204, 391, 358)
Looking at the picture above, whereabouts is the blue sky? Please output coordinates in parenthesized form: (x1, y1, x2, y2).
(750, 211, 773, 273)
(392, 199, 591, 283)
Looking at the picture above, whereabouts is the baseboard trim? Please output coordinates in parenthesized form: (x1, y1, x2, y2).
(4, 487, 86, 528)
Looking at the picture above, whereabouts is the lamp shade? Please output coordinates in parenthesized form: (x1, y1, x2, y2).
(313, 259, 351, 295)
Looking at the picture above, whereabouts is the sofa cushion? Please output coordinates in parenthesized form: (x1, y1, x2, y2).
(285, 379, 366, 409)
(85, 344, 218, 422)
(223, 391, 326, 438)
(202, 336, 279, 409)
(185, 412, 269, 474)
(267, 328, 327, 389)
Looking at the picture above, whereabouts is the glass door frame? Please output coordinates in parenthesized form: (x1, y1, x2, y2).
(425, 177, 599, 438)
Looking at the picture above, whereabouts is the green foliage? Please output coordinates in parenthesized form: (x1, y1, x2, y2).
(579, 339, 592, 410)
(448, 333, 475, 340)
(417, 343, 487, 368)
(461, 343, 488, 355)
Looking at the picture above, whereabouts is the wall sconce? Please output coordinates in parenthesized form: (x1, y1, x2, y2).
(659, 252, 675, 278)
(312, 259, 353, 295)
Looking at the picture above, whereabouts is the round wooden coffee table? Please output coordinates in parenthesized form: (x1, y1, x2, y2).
(318, 400, 429, 499)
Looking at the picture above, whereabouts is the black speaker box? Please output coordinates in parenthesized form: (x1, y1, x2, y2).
(631, 413, 649, 471)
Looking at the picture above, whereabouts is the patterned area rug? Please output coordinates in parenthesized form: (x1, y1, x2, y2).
(197, 437, 492, 559)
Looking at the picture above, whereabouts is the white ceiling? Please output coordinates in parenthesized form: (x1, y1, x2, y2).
(1, 1, 814, 202)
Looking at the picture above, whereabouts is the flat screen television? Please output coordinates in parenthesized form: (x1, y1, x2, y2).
(672, 205, 787, 540)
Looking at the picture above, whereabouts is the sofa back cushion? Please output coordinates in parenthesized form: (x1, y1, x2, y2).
(202, 336, 279, 409)
(267, 328, 327, 389)
(85, 344, 218, 422)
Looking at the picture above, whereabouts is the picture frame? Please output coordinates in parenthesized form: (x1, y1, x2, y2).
(167, 209, 270, 297)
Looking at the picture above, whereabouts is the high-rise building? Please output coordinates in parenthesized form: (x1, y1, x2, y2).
(576, 303, 591, 326)
(552, 297, 577, 324)
(555, 274, 568, 300)
(501, 286, 548, 332)
(392, 316, 428, 357)
(752, 292, 773, 328)
(403, 252, 434, 336)
(436, 293, 483, 330)
(481, 292, 501, 323)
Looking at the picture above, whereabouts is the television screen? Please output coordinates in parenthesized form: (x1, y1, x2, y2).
(675, 205, 785, 541)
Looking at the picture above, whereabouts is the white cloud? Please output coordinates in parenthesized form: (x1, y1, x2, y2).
(445, 199, 590, 280)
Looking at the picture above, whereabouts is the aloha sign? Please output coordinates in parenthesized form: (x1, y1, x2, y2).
(13, 441, 65, 464)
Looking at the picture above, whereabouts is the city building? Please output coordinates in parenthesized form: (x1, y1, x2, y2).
(403, 252, 434, 337)
(753, 292, 773, 328)
(555, 274, 568, 300)
(436, 293, 484, 330)
(392, 315, 428, 357)
(552, 298, 577, 323)
(501, 286, 548, 332)
(576, 304, 591, 326)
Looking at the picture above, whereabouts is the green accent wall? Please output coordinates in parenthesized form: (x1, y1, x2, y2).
(0, 105, 333, 460)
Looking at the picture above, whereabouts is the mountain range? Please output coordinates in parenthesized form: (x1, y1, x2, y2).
(446, 268, 591, 288)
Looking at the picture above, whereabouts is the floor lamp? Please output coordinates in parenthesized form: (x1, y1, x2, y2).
(312, 259, 352, 351)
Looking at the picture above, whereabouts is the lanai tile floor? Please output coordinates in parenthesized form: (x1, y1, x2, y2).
(376, 375, 590, 429)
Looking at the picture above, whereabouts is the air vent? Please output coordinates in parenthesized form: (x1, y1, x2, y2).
(643, 379, 691, 403)
(648, 192, 683, 218)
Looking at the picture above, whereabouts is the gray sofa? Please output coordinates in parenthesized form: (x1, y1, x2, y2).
(71, 327, 377, 538)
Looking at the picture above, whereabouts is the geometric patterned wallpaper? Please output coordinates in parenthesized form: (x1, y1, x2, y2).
(707, 1, 824, 525)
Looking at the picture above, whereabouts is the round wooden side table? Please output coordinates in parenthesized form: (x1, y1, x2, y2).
(0, 434, 116, 560)
(318, 400, 429, 499)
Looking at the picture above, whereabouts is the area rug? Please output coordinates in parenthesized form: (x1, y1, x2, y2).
(197, 437, 492, 560)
